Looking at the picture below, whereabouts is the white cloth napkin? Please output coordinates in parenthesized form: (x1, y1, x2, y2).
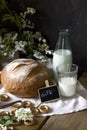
(0, 81, 87, 116)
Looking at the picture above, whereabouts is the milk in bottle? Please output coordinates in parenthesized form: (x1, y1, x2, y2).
(53, 29, 72, 82)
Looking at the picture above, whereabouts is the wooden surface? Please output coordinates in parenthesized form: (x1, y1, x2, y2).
(9, 72, 87, 130)
(41, 72, 87, 130)
(14, 116, 48, 130)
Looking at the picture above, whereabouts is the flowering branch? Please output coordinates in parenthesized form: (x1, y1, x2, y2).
(0, 0, 49, 59)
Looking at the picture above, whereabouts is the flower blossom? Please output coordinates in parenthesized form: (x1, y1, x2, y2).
(0, 124, 7, 130)
(15, 108, 34, 121)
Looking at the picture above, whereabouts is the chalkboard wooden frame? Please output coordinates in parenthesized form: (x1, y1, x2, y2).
(38, 85, 60, 102)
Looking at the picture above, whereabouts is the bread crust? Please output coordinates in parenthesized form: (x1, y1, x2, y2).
(1, 59, 51, 97)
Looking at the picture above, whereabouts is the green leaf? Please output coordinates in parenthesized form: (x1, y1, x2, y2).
(13, 11, 22, 30)
(3, 115, 10, 120)
(10, 115, 16, 121)
(2, 14, 14, 22)
(4, 120, 13, 126)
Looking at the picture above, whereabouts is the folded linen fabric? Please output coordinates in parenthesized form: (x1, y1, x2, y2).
(0, 82, 87, 116)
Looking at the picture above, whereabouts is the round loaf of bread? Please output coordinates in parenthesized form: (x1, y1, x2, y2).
(1, 58, 51, 97)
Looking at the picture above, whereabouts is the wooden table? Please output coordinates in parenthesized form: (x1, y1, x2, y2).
(14, 72, 87, 130)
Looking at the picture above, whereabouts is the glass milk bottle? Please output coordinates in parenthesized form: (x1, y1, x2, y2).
(53, 29, 72, 82)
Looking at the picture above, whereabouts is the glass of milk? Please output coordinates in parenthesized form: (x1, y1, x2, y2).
(57, 64, 78, 97)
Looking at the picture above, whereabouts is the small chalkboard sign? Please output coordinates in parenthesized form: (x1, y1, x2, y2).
(38, 83, 60, 102)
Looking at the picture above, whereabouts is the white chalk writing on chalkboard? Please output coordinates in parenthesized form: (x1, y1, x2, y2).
(41, 90, 52, 97)
(38, 85, 59, 102)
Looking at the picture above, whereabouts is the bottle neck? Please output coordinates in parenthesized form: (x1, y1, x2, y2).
(55, 29, 71, 51)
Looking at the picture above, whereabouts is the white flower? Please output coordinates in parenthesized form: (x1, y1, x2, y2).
(34, 51, 45, 59)
(45, 50, 53, 55)
(0, 45, 4, 49)
(38, 37, 42, 41)
(12, 33, 18, 40)
(42, 39, 46, 43)
(3, 52, 7, 56)
(15, 108, 34, 121)
(0, 124, 7, 130)
(14, 41, 27, 53)
(27, 7, 36, 14)
(9, 50, 15, 57)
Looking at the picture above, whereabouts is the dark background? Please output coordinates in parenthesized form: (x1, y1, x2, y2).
(0, 0, 87, 74)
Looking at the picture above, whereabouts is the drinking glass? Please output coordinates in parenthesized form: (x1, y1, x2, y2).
(57, 64, 78, 97)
